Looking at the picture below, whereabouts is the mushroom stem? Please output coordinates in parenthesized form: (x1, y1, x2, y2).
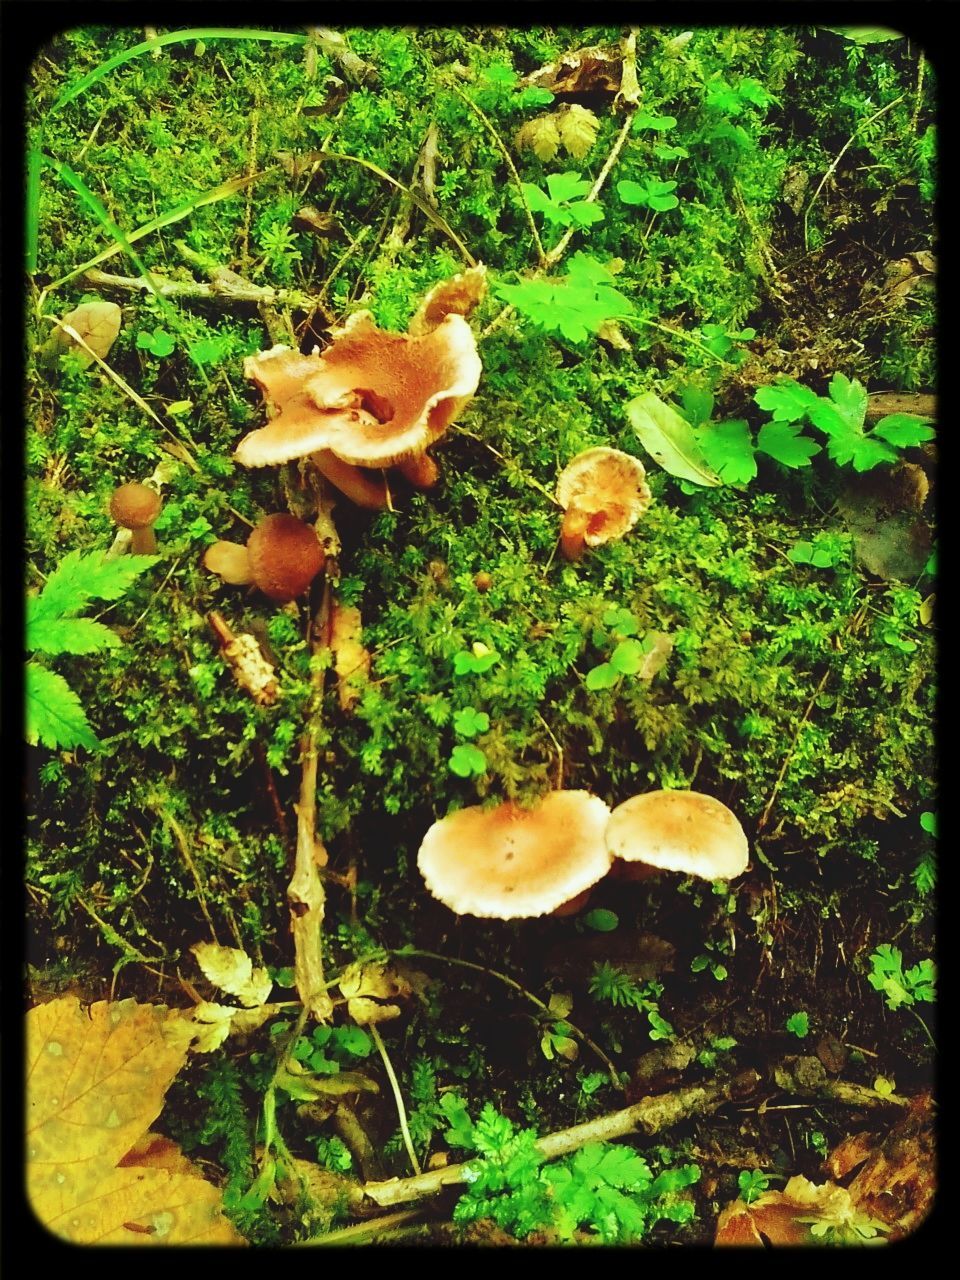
(560, 507, 589, 561)
(312, 450, 389, 509)
(609, 858, 660, 883)
(130, 526, 158, 555)
(396, 452, 439, 489)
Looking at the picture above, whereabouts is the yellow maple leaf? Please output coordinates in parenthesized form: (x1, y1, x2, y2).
(515, 114, 561, 162)
(557, 104, 599, 160)
(27, 996, 243, 1244)
(191, 941, 273, 1008)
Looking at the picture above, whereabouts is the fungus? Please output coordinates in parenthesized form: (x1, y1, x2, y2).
(203, 514, 324, 604)
(109, 482, 162, 554)
(605, 790, 749, 883)
(417, 791, 612, 919)
(555, 447, 652, 561)
(234, 311, 481, 500)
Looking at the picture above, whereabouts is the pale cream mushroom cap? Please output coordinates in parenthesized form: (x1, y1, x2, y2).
(605, 790, 749, 880)
(556, 447, 652, 546)
(417, 791, 612, 919)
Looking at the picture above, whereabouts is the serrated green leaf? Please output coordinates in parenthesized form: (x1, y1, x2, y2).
(26, 614, 121, 657)
(827, 373, 869, 429)
(696, 419, 757, 486)
(601, 606, 639, 636)
(30, 550, 159, 624)
(25, 661, 102, 751)
(821, 25, 904, 43)
(756, 419, 822, 468)
(626, 392, 722, 487)
(871, 414, 936, 448)
(517, 86, 554, 107)
(754, 379, 822, 422)
(633, 112, 676, 132)
(546, 171, 592, 204)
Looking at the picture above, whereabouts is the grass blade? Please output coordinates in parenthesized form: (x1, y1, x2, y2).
(45, 170, 265, 292)
(51, 29, 304, 113)
(51, 28, 306, 113)
(26, 133, 43, 274)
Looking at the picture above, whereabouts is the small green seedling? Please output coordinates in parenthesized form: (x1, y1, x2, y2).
(522, 171, 605, 231)
(137, 327, 176, 357)
(785, 1011, 810, 1038)
(495, 253, 635, 344)
(737, 1168, 770, 1205)
(453, 705, 490, 737)
(617, 177, 679, 212)
(866, 945, 935, 1011)
(788, 533, 849, 569)
(453, 642, 500, 675)
(697, 1035, 737, 1069)
(539, 993, 578, 1063)
(448, 743, 488, 777)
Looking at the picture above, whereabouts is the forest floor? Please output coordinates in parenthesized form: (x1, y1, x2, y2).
(24, 23, 935, 1247)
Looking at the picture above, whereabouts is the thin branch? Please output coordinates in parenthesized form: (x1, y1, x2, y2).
(803, 95, 905, 251)
(361, 1070, 761, 1210)
(85, 265, 322, 310)
(370, 1023, 422, 1176)
(446, 80, 546, 266)
(544, 107, 636, 270)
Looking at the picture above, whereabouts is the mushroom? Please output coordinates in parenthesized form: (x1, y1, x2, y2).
(417, 791, 612, 919)
(234, 311, 481, 501)
(555, 447, 652, 561)
(110, 482, 163, 554)
(605, 790, 749, 883)
(203, 513, 325, 603)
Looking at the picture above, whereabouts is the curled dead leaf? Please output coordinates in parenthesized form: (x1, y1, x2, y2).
(42, 301, 122, 368)
(191, 941, 273, 1007)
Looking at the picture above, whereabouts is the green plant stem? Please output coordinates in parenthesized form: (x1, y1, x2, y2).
(396, 948, 623, 1092)
(910, 1007, 935, 1049)
(298, 1209, 426, 1246)
(445, 80, 546, 267)
(370, 1023, 422, 1176)
(803, 95, 905, 250)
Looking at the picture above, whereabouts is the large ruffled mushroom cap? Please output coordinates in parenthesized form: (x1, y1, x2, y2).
(417, 791, 612, 919)
(234, 311, 481, 470)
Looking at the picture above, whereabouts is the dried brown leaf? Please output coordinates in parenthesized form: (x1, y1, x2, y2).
(515, 115, 561, 163)
(557, 104, 599, 159)
(44, 301, 122, 368)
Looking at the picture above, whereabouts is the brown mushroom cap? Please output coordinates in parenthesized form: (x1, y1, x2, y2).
(605, 790, 749, 880)
(245, 514, 325, 603)
(109, 482, 162, 530)
(234, 312, 481, 470)
(417, 791, 612, 919)
(555, 447, 652, 547)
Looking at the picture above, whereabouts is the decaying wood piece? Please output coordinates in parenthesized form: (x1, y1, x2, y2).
(846, 1092, 935, 1239)
(773, 1056, 910, 1109)
(360, 1070, 760, 1210)
(865, 391, 935, 423)
(207, 611, 279, 706)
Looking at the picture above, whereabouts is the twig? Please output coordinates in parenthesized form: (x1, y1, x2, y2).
(910, 52, 926, 134)
(370, 1024, 421, 1176)
(361, 1070, 761, 1209)
(156, 808, 220, 944)
(446, 81, 545, 266)
(297, 1208, 425, 1247)
(241, 109, 259, 270)
(85, 265, 322, 311)
(289, 579, 335, 1022)
(396, 948, 623, 1092)
(536, 711, 564, 788)
(803, 95, 905, 251)
(544, 107, 636, 270)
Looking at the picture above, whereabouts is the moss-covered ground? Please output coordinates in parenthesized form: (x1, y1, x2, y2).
(25, 23, 935, 1245)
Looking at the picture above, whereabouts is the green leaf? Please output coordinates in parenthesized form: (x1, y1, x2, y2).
(517, 86, 554, 107)
(585, 662, 619, 691)
(919, 811, 937, 837)
(871, 414, 936, 449)
(25, 661, 102, 751)
(546, 172, 592, 204)
(453, 706, 491, 738)
(826, 373, 869, 431)
(483, 63, 518, 87)
(30, 550, 158, 624)
(626, 392, 722, 487)
(821, 25, 905, 43)
(26, 614, 121, 657)
(754, 379, 822, 422)
(633, 112, 677, 132)
(188, 336, 229, 365)
(609, 639, 645, 675)
(439, 1093, 475, 1148)
(679, 384, 714, 428)
(756, 420, 821, 468)
(331, 1025, 373, 1058)
(696, 419, 757, 486)
(449, 743, 488, 777)
(582, 909, 619, 932)
(137, 328, 175, 357)
(652, 143, 689, 160)
(601, 607, 639, 636)
(785, 1011, 810, 1038)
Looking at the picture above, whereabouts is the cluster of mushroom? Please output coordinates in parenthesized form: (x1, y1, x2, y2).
(417, 789, 749, 920)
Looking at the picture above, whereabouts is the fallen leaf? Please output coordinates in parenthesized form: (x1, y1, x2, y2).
(189, 1000, 274, 1053)
(557, 104, 600, 159)
(815, 1032, 848, 1074)
(339, 961, 412, 1026)
(27, 996, 242, 1244)
(43, 301, 122, 368)
(523, 44, 622, 98)
(825, 1131, 876, 1182)
(626, 392, 722, 487)
(515, 114, 561, 163)
(118, 1134, 197, 1177)
(347, 997, 403, 1026)
(191, 941, 273, 1007)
